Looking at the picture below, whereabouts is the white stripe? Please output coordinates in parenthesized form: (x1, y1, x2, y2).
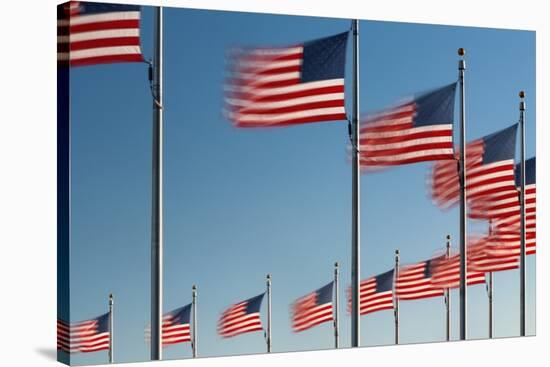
(239, 58, 302, 70)
(232, 107, 345, 125)
(360, 136, 453, 152)
(69, 11, 140, 26)
(237, 71, 300, 86)
(230, 78, 344, 98)
(226, 93, 344, 110)
(362, 148, 454, 163)
(59, 28, 140, 43)
(70, 45, 141, 60)
(361, 124, 452, 139)
(248, 46, 303, 57)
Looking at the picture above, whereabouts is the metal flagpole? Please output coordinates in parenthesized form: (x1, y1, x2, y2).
(109, 294, 114, 363)
(488, 272, 493, 338)
(519, 90, 526, 336)
(266, 274, 272, 353)
(394, 250, 400, 345)
(488, 222, 493, 339)
(192, 285, 198, 358)
(457, 47, 468, 341)
(150, 6, 164, 361)
(445, 235, 451, 342)
(334, 262, 340, 349)
(350, 18, 361, 349)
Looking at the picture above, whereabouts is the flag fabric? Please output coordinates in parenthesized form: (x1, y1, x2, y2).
(218, 293, 265, 338)
(430, 253, 486, 289)
(431, 124, 518, 210)
(482, 157, 536, 256)
(492, 157, 536, 234)
(291, 282, 334, 332)
(349, 269, 394, 315)
(57, 313, 110, 353)
(467, 235, 519, 273)
(359, 83, 457, 168)
(58, 1, 143, 67)
(145, 304, 192, 346)
(224, 32, 349, 127)
(395, 260, 444, 300)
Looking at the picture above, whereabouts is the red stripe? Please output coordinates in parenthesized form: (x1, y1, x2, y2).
(361, 153, 455, 166)
(250, 85, 344, 103)
(238, 99, 344, 115)
(70, 36, 140, 51)
(70, 53, 143, 66)
(360, 128, 452, 145)
(361, 142, 453, 158)
(70, 19, 140, 34)
(235, 113, 346, 127)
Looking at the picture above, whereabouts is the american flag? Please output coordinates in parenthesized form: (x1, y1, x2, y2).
(145, 304, 192, 346)
(467, 235, 519, 273)
(431, 124, 518, 210)
(291, 282, 334, 332)
(348, 270, 394, 315)
(395, 260, 444, 300)
(359, 83, 456, 168)
(57, 1, 143, 67)
(224, 32, 348, 127)
(430, 253, 486, 289)
(492, 157, 536, 235)
(218, 293, 265, 338)
(57, 313, 110, 354)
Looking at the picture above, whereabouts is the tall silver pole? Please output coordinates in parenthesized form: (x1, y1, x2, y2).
(350, 18, 361, 349)
(192, 285, 198, 358)
(109, 294, 114, 364)
(488, 272, 493, 338)
(519, 90, 526, 336)
(445, 235, 451, 342)
(488, 221, 493, 339)
(457, 48, 468, 341)
(394, 250, 400, 345)
(266, 274, 272, 353)
(334, 262, 340, 349)
(150, 6, 163, 361)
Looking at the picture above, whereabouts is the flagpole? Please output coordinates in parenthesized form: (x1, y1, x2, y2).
(266, 274, 272, 353)
(488, 222, 493, 339)
(150, 6, 163, 361)
(109, 294, 114, 364)
(192, 285, 198, 358)
(487, 272, 493, 338)
(519, 90, 526, 336)
(394, 250, 400, 345)
(457, 47, 468, 341)
(350, 18, 361, 349)
(445, 235, 451, 342)
(334, 262, 340, 349)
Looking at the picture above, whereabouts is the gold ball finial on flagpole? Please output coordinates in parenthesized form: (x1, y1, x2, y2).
(519, 90, 525, 99)
(458, 48, 465, 56)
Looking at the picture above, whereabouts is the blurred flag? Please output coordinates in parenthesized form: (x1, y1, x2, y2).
(359, 83, 456, 168)
(145, 304, 192, 346)
(430, 253, 486, 289)
(431, 124, 518, 210)
(57, 1, 143, 67)
(218, 293, 265, 338)
(492, 157, 536, 234)
(468, 235, 519, 273)
(348, 270, 394, 315)
(395, 260, 444, 300)
(57, 313, 110, 353)
(224, 32, 349, 127)
(291, 282, 334, 332)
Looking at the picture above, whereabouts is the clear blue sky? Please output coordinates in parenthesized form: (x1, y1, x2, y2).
(66, 5, 536, 365)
